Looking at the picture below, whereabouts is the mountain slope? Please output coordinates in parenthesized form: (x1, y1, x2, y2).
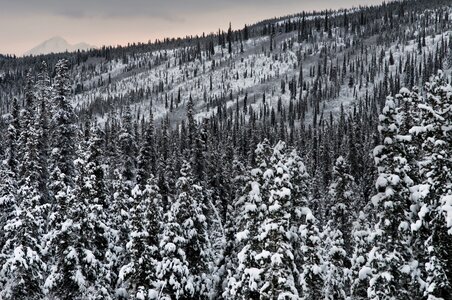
(67, 1, 452, 130)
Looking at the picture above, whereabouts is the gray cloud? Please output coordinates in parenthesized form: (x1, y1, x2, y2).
(0, 0, 381, 19)
(1, 0, 225, 18)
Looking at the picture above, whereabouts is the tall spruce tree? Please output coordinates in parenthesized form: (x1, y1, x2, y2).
(366, 97, 416, 299)
(156, 161, 212, 299)
(255, 142, 298, 299)
(411, 71, 452, 299)
(227, 140, 272, 299)
(322, 156, 356, 299)
(0, 73, 47, 300)
(36, 61, 52, 203)
(45, 59, 83, 299)
(119, 175, 163, 299)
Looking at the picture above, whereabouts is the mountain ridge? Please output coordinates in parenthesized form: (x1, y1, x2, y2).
(24, 36, 93, 56)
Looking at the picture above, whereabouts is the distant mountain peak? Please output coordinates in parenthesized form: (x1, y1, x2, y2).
(24, 36, 93, 56)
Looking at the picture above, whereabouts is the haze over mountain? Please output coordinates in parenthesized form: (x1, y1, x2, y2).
(24, 36, 93, 56)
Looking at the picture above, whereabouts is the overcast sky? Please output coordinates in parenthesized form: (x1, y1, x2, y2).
(0, 0, 384, 56)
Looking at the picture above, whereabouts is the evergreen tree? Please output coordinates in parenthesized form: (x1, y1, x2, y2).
(119, 175, 163, 299)
(366, 97, 416, 299)
(0, 76, 47, 299)
(350, 211, 372, 300)
(255, 142, 299, 299)
(228, 141, 310, 299)
(36, 61, 52, 202)
(322, 156, 356, 299)
(227, 140, 272, 299)
(157, 161, 212, 299)
(45, 59, 85, 299)
(220, 157, 249, 299)
(119, 104, 137, 182)
(0, 160, 16, 252)
(411, 71, 452, 299)
(5, 98, 20, 174)
(49, 59, 77, 185)
(285, 146, 311, 295)
(109, 168, 134, 298)
(298, 208, 323, 300)
(0, 103, 20, 250)
(136, 107, 156, 185)
(0, 166, 47, 300)
(45, 125, 112, 299)
(156, 203, 193, 299)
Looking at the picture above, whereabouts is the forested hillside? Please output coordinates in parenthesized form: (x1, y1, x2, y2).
(0, 0, 452, 299)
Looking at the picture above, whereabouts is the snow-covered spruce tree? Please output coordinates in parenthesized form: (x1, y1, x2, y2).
(298, 207, 324, 300)
(157, 115, 176, 212)
(179, 162, 212, 299)
(18, 70, 37, 176)
(45, 59, 90, 299)
(350, 210, 372, 300)
(108, 106, 138, 285)
(186, 94, 196, 149)
(46, 123, 113, 300)
(119, 104, 137, 182)
(0, 167, 47, 300)
(0, 73, 47, 299)
(280, 144, 324, 300)
(75, 124, 112, 296)
(0, 101, 20, 250)
(0, 159, 16, 250)
(366, 96, 417, 300)
(156, 202, 193, 299)
(35, 61, 52, 202)
(18, 71, 43, 199)
(46, 58, 77, 257)
(119, 105, 160, 299)
(203, 149, 233, 300)
(310, 169, 326, 226)
(109, 168, 134, 297)
(227, 141, 307, 299)
(395, 86, 426, 299)
(136, 107, 157, 186)
(326, 156, 357, 253)
(322, 156, 356, 300)
(48, 59, 77, 188)
(226, 140, 271, 299)
(410, 71, 452, 299)
(0, 159, 17, 294)
(255, 141, 298, 299)
(156, 161, 212, 299)
(283, 145, 311, 293)
(119, 175, 163, 299)
(105, 113, 121, 179)
(5, 97, 20, 175)
(397, 86, 423, 150)
(192, 121, 207, 182)
(219, 156, 247, 298)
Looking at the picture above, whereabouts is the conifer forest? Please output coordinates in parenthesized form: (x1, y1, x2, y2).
(0, 0, 452, 299)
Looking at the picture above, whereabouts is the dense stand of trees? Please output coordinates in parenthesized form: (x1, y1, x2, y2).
(1, 0, 452, 121)
(0, 56, 451, 299)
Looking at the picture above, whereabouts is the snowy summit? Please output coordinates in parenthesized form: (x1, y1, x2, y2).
(24, 36, 93, 56)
